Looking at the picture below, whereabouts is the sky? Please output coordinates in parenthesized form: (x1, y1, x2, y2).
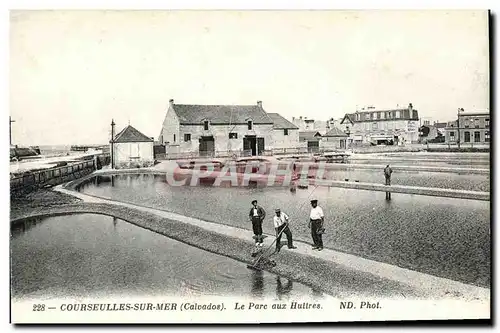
(9, 10, 489, 145)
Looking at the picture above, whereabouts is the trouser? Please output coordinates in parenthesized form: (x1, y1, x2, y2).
(310, 219, 323, 248)
(276, 224, 293, 250)
(252, 217, 263, 243)
(385, 176, 391, 185)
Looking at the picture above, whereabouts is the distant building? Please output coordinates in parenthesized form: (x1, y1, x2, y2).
(266, 113, 300, 150)
(434, 122, 448, 137)
(158, 100, 275, 157)
(339, 103, 420, 145)
(322, 126, 348, 149)
(292, 117, 330, 135)
(111, 125, 154, 169)
(444, 110, 490, 144)
(299, 131, 322, 153)
(419, 125, 441, 143)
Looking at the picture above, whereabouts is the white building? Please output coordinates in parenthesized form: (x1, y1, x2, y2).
(111, 125, 154, 169)
(266, 113, 300, 150)
(339, 103, 420, 145)
(158, 100, 277, 157)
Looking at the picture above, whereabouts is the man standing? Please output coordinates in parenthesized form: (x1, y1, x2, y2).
(384, 164, 393, 185)
(249, 200, 266, 246)
(273, 208, 297, 253)
(309, 199, 324, 251)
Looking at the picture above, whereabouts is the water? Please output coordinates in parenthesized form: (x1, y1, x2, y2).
(38, 145, 72, 156)
(10, 214, 324, 301)
(320, 169, 489, 192)
(78, 174, 491, 288)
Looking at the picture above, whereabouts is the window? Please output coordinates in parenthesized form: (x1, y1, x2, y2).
(380, 112, 385, 119)
(373, 112, 378, 120)
(485, 131, 490, 142)
(229, 133, 238, 139)
(449, 131, 455, 141)
(173, 134, 176, 143)
(450, 131, 455, 136)
(474, 118, 480, 128)
(464, 118, 470, 128)
(486, 118, 489, 128)
(284, 129, 289, 136)
(247, 120, 253, 130)
(204, 121, 209, 130)
(356, 113, 360, 121)
(474, 131, 481, 142)
(464, 131, 470, 142)
(184, 133, 191, 142)
(387, 112, 392, 118)
(395, 111, 401, 118)
(365, 114, 370, 120)
(372, 122, 378, 130)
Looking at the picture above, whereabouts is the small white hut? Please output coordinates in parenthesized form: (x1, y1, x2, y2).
(111, 125, 154, 169)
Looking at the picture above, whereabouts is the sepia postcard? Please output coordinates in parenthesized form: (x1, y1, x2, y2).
(8, 9, 491, 324)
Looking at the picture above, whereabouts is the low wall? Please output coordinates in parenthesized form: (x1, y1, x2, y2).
(10, 154, 110, 197)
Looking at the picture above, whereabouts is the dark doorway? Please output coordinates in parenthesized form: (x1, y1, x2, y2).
(307, 140, 319, 153)
(257, 138, 265, 156)
(243, 136, 257, 156)
(199, 136, 215, 157)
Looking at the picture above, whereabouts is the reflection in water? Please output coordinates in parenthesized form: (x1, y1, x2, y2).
(251, 270, 264, 299)
(11, 214, 325, 300)
(11, 217, 44, 238)
(276, 276, 293, 301)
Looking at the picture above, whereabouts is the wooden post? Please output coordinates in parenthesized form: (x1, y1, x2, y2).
(9, 116, 16, 146)
(111, 119, 116, 169)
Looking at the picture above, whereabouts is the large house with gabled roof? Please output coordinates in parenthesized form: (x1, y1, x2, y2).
(159, 99, 288, 157)
(111, 125, 154, 168)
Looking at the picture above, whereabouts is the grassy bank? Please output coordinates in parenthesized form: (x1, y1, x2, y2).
(10, 189, 82, 221)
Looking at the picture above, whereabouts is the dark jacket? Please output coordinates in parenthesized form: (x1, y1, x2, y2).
(249, 206, 266, 221)
(384, 166, 393, 178)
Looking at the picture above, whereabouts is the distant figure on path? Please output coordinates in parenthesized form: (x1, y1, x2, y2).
(273, 208, 297, 253)
(249, 200, 266, 246)
(384, 164, 393, 185)
(384, 164, 393, 200)
(309, 199, 325, 251)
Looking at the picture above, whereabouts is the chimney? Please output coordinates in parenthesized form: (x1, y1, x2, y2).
(300, 116, 302, 120)
(292, 117, 295, 121)
(408, 103, 413, 110)
(257, 101, 262, 108)
(169, 99, 174, 107)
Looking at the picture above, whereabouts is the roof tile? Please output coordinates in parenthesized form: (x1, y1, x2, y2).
(173, 104, 273, 124)
(113, 125, 153, 143)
